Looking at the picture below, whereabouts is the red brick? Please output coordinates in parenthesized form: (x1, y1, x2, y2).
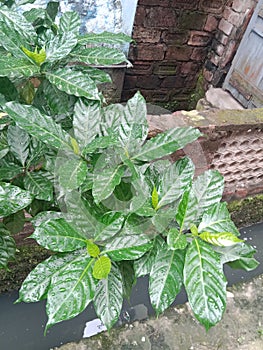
(223, 7, 243, 27)
(178, 11, 207, 30)
(145, 7, 177, 28)
(210, 53, 221, 66)
(123, 76, 137, 90)
(170, 0, 198, 10)
(216, 31, 229, 45)
(199, 0, 225, 14)
(214, 43, 225, 56)
(161, 30, 189, 45)
(132, 27, 161, 43)
(204, 15, 219, 32)
(221, 41, 237, 66)
(161, 76, 185, 89)
(180, 62, 199, 75)
(165, 46, 193, 61)
(126, 62, 153, 76)
(153, 63, 177, 76)
(133, 6, 146, 26)
(130, 44, 165, 61)
(136, 75, 161, 89)
(232, 0, 249, 13)
(218, 18, 234, 35)
(203, 68, 214, 82)
(191, 47, 208, 61)
(188, 31, 212, 47)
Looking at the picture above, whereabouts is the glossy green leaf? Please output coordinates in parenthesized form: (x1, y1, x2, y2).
(24, 171, 53, 201)
(118, 261, 136, 300)
(104, 232, 152, 261)
(3, 210, 25, 234)
(78, 31, 132, 46)
(0, 227, 16, 269)
(93, 164, 125, 203)
(94, 212, 124, 243)
(0, 8, 36, 44)
(30, 218, 87, 252)
(73, 99, 101, 148)
(0, 21, 26, 59)
(74, 65, 111, 84)
(0, 139, 9, 160)
(134, 236, 165, 278)
(167, 228, 187, 250)
(93, 256, 111, 279)
(16, 251, 80, 303)
(157, 157, 194, 208)
(149, 242, 185, 315)
(176, 189, 198, 232)
(7, 125, 30, 166)
(31, 211, 63, 227)
(46, 253, 97, 330)
(184, 239, 227, 330)
(5, 102, 72, 150)
(70, 46, 128, 66)
(0, 160, 23, 180)
(82, 135, 119, 155)
(198, 202, 240, 237)
(193, 170, 224, 219)
(57, 157, 87, 190)
(151, 185, 159, 209)
(46, 69, 100, 100)
(45, 33, 77, 62)
(23, 8, 46, 24)
(19, 80, 35, 104)
(0, 57, 39, 79)
(199, 231, 243, 247)
(151, 206, 176, 233)
(0, 182, 33, 218)
(59, 11, 81, 36)
(93, 262, 123, 330)
(215, 243, 259, 271)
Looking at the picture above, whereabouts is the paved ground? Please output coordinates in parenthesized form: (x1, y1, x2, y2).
(55, 274, 263, 350)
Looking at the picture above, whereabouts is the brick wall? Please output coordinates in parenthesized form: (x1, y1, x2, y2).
(122, 0, 258, 110)
(204, 0, 258, 88)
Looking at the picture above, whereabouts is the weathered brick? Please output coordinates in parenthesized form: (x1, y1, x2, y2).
(216, 31, 229, 45)
(161, 30, 189, 45)
(203, 68, 214, 82)
(125, 62, 153, 76)
(223, 7, 243, 27)
(136, 75, 161, 89)
(214, 42, 225, 56)
(232, 0, 249, 13)
(165, 46, 193, 61)
(151, 89, 170, 102)
(123, 76, 137, 90)
(153, 63, 177, 76)
(180, 62, 199, 76)
(204, 15, 219, 32)
(210, 53, 221, 66)
(221, 40, 237, 66)
(178, 11, 207, 30)
(145, 7, 177, 28)
(188, 31, 212, 46)
(199, 0, 225, 14)
(218, 18, 234, 35)
(132, 27, 161, 43)
(191, 47, 208, 61)
(170, 0, 198, 10)
(133, 6, 146, 26)
(161, 76, 185, 89)
(131, 44, 165, 61)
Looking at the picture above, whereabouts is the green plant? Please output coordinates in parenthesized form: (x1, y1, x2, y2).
(0, 1, 259, 335)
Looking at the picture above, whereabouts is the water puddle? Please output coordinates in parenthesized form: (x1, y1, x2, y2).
(0, 222, 262, 350)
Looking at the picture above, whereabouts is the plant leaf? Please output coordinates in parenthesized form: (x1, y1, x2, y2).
(57, 157, 87, 190)
(215, 243, 259, 271)
(133, 127, 201, 161)
(118, 261, 136, 300)
(45, 33, 77, 62)
(16, 251, 80, 303)
(199, 231, 243, 247)
(167, 228, 188, 250)
(104, 232, 152, 261)
(93, 256, 111, 279)
(73, 99, 101, 148)
(70, 46, 128, 66)
(0, 57, 39, 79)
(30, 218, 87, 252)
(24, 171, 53, 201)
(134, 236, 166, 278)
(151, 185, 159, 209)
(59, 11, 81, 36)
(93, 262, 123, 330)
(5, 102, 72, 150)
(21, 46, 46, 66)
(176, 189, 198, 231)
(46, 69, 100, 100)
(0, 227, 16, 269)
(192, 170, 224, 219)
(0, 182, 33, 218)
(184, 238, 227, 330)
(46, 253, 97, 330)
(158, 157, 194, 208)
(3, 210, 25, 234)
(78, 31, 132, 46)
(0, 21, 27, 59)
(93, 164, 125, 203)
(198, 202, 240, 236)
(0, 160, 23, 180)
(7, 125, 30, 166)
(149, 242, 185, 315)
